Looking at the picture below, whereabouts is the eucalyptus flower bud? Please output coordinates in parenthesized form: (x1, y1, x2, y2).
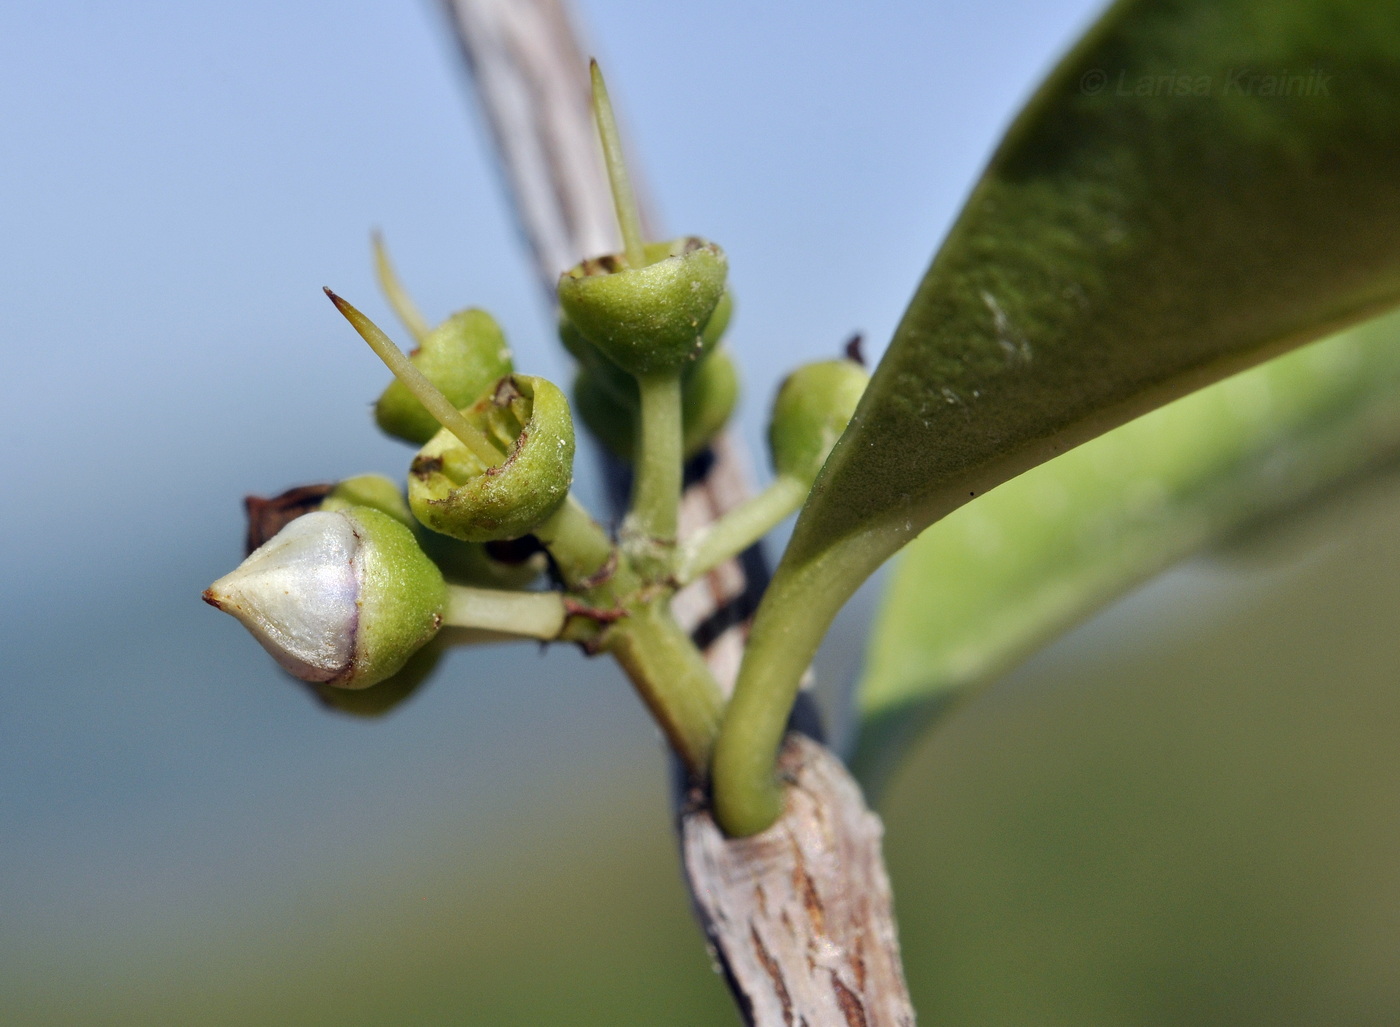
(324, 474, 540, 587)
(768, 358, 870, 484)
(408, 374, 575, 542)
(557, 237, 728, 378)
(204, 507, 446, 689)
(574, 347, 739, 462)
(305, 637, 444, 718)
(256, 474, 539, 589)
(557, 312, 607, 372)
(321, 473, 416, 528)
(375, 308, 513, 445)
(570, 366, 634, 461)
(558, 288, 734, 402)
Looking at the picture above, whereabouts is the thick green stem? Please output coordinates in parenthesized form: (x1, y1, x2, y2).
(712, 529, 896, 836)
(630, 372, 683, 542)
(605, 602, 724, 775)
(676, 475, 808, 585)
(371, 231, 430, 345)
(589, 60, 647, 271)
(533, 494, 616, 589)
(442, 584, 567, 639)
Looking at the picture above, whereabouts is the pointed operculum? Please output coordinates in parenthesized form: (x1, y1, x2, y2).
(204, 510, 360, 683)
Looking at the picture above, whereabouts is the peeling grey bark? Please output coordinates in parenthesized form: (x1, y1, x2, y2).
(437, 2, 915, 1022)
(682, 735, 914, 1027)
(435, 0, 619, 298)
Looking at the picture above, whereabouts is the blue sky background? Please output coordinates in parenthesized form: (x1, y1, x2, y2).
(0, 0, 1098, 866)
(16, 2, 1399, 1023)
(0, 0, 1102, 1009)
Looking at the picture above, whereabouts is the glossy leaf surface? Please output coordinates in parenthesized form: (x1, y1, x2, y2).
(715, 0, 1400, 834)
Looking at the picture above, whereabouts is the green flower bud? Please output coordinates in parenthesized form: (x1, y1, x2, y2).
(374, 309, 513, 445)
(557, 237, 728, 378)
(683, 346, 741, 459)
(204, 506, 447, 690)
(558, 314, 629, 404)
(321, 473, 415, 528)
(573, 348, 740, 462)
(571, 365, 634, 461)
(322, 474, 542, 589)
(557, 312, 605, 370)
(559, 287, 734, 405)
(260, 474, 534, 589)
(304, 636, 444, 718)
(768, 359, 870, 484)
(409, 374, 575, 542)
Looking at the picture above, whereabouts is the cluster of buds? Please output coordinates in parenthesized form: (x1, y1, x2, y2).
(203, 60, 869, 785)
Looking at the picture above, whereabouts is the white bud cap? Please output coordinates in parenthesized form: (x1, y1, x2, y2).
(205, 510, 361, 682)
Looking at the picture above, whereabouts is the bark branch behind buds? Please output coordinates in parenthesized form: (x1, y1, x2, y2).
(437, 2, 916, 1022)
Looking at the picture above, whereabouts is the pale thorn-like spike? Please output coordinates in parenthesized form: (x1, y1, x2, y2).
(589, 59, 647, 271)
(371, 230, 431, 345)
(324, 288, 502, 466)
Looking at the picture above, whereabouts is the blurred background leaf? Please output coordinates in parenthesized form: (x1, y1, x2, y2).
(853, 307, 1400, 795)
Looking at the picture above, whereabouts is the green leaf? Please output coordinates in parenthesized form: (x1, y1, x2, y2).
(714, 0, 1400, 835)
(852, 310, 1400, 795)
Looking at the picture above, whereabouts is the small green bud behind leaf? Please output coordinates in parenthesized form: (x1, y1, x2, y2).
(374, 309, 513, 445)
(409, 374, 575, 542)
(204, 507, 447, 690)
(769, 359, 870, 484)
(557, 237, 727, 377)
(574, 348, 740, 462)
